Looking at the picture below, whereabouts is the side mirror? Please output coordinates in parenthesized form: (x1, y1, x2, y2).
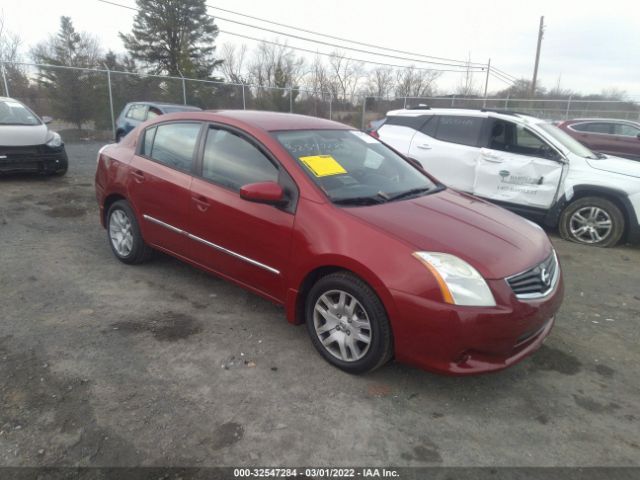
(42, 116, 53, 124)
(405, 156, 425, 171)
(636, 133, 640, 140)
(239, 181, 285, 205)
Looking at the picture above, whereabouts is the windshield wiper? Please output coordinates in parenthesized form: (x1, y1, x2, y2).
(332, 195, 387, 206)
(387, 187, 432, 202)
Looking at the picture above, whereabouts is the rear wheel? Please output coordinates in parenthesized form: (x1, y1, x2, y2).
(559, 196, 624, 247)
(106, 200, 153, 264)
(305, 272, 393, 374)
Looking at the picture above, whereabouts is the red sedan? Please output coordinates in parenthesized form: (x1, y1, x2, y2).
(95, 110, 563, 375)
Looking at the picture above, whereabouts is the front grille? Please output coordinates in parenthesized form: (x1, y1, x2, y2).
(507, 252, 558, 299)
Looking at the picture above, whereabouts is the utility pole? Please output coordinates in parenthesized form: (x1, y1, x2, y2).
(531, 16, 545, 97)
(483, 58, 491, 106)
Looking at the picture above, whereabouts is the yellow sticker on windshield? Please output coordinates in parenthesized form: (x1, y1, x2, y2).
(299, 155, 347, 177)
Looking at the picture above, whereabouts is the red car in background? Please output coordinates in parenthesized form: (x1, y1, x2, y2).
(557, 118, 640, 161)
(95, 110, 563, 375)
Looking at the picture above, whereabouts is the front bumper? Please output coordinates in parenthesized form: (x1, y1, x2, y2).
(0, 144, 68, 174)
(390, 272, 564, 375)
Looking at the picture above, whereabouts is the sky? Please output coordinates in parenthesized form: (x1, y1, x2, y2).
(2, 0, 640, 98)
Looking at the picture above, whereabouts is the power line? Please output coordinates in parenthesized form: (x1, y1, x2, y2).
(95, 0, 486, 74)
(220, 30, 485, 73)
(491, 66, 518, 81)
(96, 0, 482, 70)
(205, 2, 487, 68)
(490, 71, 516, 86)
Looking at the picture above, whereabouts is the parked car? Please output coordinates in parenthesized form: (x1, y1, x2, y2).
(557, 118, 640, 161)
(114, 102, 202, 142)
(0, 97, 68, 176)
(95, 110, 563, 375)
(375, 108, 640, 247)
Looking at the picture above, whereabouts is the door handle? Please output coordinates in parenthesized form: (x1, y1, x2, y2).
(192, 195, 210, 212)
(482, 152, 503, 163)
(131, 170, 145, 182)
(416, 144, 432, 150)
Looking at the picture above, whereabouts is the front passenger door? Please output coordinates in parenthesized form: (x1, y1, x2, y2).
(473, 119, 564, 209)
(187, 126, 296, 302)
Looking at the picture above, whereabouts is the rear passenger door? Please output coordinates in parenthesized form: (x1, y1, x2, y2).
(128, 121, 203, 256)
(186, 125, 296, 302)
(611, 123, 640, 159)
(408, 115, 485, 192)
(473, 119, 564, 209)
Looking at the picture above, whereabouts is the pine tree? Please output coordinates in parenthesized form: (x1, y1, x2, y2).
(120, 0, 222, 79)
(32, 16, 102, 130)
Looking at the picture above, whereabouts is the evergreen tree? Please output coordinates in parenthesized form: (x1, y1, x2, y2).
(31, 16, 102, 130)
(120, 0, 222, 79)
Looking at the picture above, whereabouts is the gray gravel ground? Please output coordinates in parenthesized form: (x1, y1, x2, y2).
(1, 142, 639, 467)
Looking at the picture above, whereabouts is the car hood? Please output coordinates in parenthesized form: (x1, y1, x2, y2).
(344, 189, 552, 280)
(586, 155, 640, 179)
(0, 124, 49, 146)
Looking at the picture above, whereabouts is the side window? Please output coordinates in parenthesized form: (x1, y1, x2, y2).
(434, 116, 483, 146)
(146, 107, 162, 120)
(149, 122, 201, 171)
(573, 122, 612, 134)
(126, 104, 147, 121)
(420, 116, 438, 137)
(613, 123, 640, 137)
(202, 128, 278, 190)
(489, 120, 552, 158)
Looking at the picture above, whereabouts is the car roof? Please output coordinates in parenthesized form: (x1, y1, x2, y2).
(385, 107, 544, 125)
(565, 118, 640, 125)
(129, 102, 202, 111)
(200, 110, 353, 131)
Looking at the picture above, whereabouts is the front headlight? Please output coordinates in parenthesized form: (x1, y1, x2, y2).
(413, 252, 496, 306)
(46, 132, 63, 148)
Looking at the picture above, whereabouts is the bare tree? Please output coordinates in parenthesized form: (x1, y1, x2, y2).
(367, 66, 394, 98)
(455, 55, 479, 96)
(0, 14, 32, 98)
(246, 40, 304, 111)
(395, 66, 441, 98)
(306, 54, 331, 96)
(219, 43, 248, 84)
(247, 40, 304, 88)
(327, 51, 363, 102)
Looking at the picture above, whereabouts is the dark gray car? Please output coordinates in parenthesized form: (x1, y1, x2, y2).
(115, 102, 202, 142)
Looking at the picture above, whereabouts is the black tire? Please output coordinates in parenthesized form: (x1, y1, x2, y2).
(106, 200, 153, 264)
(305, 271, 393, 374)
(115, 131, 124, 143)
(559, 196, 625, 247)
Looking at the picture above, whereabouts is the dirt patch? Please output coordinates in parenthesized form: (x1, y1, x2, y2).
(401, 441, 442, 463)
(0, 336, 139, 465)
(572, 395, 621, 414)
(530, 346, 582, 375)
(110, 312, 203, 341)
(46, 206, 87, 218)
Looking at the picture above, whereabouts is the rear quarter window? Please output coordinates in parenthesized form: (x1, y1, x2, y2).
(147, 122, 201, 171)
(385, 115, 431, 131)
(434, 116, 484, 146)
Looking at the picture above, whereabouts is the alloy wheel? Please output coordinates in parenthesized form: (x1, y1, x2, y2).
(313, 289, 372, 362)
(109, 209, 134, 257)
(569, 206, 612, 244)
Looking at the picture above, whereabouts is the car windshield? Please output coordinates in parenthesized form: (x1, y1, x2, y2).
(539, 123, 598, 159)
(0, 99, 41, 126)
(274, 129, 439, 205)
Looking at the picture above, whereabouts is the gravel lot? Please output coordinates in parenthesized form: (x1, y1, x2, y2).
(1, 142, 639, 468)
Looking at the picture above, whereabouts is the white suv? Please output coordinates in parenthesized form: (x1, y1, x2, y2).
(376, 107, 640, 247)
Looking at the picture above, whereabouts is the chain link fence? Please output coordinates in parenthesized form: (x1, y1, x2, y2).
(1, 61, 638, 142)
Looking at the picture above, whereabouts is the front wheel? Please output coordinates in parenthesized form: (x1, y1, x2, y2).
(106, 200, 153, 264)
(559, 196, 625, 247)
(305, 272, 393, 374)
